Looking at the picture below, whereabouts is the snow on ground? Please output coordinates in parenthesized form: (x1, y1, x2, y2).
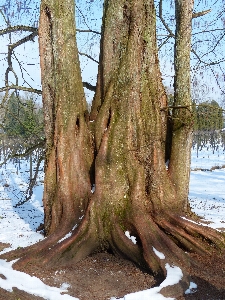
(0, 259, 78, 300)
(189, 144, 225, 230)
(0, 158, 44, 254)
(0, 144, 224, 299)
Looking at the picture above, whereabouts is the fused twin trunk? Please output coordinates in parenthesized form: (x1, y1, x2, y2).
(3, 1, 224, 297)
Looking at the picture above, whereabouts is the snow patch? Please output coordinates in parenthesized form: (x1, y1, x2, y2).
(185, 281, 197, 294)
(125, 231, 137, 244)
(111, 263, 183, 300)
(152, 247, 165, 259)
(91, 184, 95, 193)
(57, 225, 78, 244)
(160, 264, 183, 288)
(165, 159, 169, 169)
(0, 259, 78, 300)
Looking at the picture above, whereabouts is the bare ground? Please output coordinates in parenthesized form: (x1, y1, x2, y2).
(0, 244, 225, 300)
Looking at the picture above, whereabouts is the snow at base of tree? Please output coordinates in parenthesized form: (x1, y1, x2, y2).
(0, 145, 224, 299)
(0, 259, 78, 300)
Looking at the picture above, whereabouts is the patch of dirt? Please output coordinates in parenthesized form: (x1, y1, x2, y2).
(185, 251, 225, 299)
(0, 251, 225, 300)
(24, 252, 156, 300)
(0, 243, 10, 252)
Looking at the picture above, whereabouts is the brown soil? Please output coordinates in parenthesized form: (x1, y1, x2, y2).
(0, 246, 225, 300)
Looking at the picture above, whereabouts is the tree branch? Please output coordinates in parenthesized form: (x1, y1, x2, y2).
(14, 154, 45, 207)
(0, 25, 38, 36)
(4, 32, 38, 92)
(0, 9, 10, 26)
(0, 85, 42, 95)
(8, 32, 38, 51)
(83, 82, 96, 92)
(192, 9, 211, 19)
(158, 35, 173, 50)
(191, 48, 225, 68)
(12, 52, 36, 88)
(76, 28, 101, 35)
(158, 0, 175, 37)
(78, 51, 99, 63)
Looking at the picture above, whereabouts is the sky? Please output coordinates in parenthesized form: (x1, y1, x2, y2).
(0, 0, 224, 105)
(0, 139, 224, 299)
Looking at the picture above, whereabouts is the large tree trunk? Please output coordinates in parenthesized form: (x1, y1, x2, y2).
(2, 0, 225, 297)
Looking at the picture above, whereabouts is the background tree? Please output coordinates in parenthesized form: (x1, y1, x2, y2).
(195, 100, 223, 131)
(167, 94, 224, 131)
(3, 93, 44, 139)
(2, 1, 225, 298)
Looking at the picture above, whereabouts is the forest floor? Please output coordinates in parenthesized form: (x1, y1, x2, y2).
(0, 245, 225, 300)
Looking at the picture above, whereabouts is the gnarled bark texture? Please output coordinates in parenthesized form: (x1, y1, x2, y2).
(2, 0, 225, 298)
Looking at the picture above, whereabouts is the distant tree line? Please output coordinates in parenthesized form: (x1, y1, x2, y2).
(167, 94, 224, 131)
(2, 93, 44, 140)
(193, 100, 223, 131)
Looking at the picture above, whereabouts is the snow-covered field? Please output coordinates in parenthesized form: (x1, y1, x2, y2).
(0, 144, 224, 300)
(189, 143, 225, 229)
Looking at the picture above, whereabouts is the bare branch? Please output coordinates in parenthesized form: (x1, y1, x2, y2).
(8, 32, 38, 51)
(202, 31, 225, 59)
(192, 9, 211, 19)
(4, 32, 38, 91)
(0, 9, 10, 26)
(0, 85, 42, 95)
(0, 140, 45, 168)
(14, 154, 45, 207)
(158, 35, 173, 50)
(76, 28, 100, 35)
(12, 52, 36, 88)
(83, 82, 96, 92)
(209, 65, 225, 96)
(191, 48, 225, 68)
(192, 28, 225, 36)
(158, 0, 175, 37)
(78, 51, 99, 63)
(0, 25, 38, 36)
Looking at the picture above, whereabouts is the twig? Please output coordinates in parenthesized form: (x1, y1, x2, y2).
(0, 85, 42, 95)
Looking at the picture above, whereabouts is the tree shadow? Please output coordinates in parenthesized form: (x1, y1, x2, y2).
(185, 276, 225, 300)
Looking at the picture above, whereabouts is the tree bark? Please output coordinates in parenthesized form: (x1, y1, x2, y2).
(2, 0, 225, 298)
(169, 0, 194, 211)
(38, 0, 93, 236)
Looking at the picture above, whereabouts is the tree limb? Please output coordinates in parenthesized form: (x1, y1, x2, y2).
(158, 35, 173, 50)
(0, 9, 10, 26)
(158, 0, 175, 37)
(83, 82, 96, 92)
(0, 25, 38, 36)
(0, 85, 42, 95)
(14, 154, 45, 207)
(78, 51, 99, 63)
(8, 32, 38, 51)
(191, 48, 225, 68)
(76, 28, 101, 35)
(192, 9, 211, 19)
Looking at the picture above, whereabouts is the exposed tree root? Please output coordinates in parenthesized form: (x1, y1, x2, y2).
(1, 202, 225, 299)
(110, 222, 148, 270)
(0, 201, 100, 270)
(155, 213, 225, 255)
